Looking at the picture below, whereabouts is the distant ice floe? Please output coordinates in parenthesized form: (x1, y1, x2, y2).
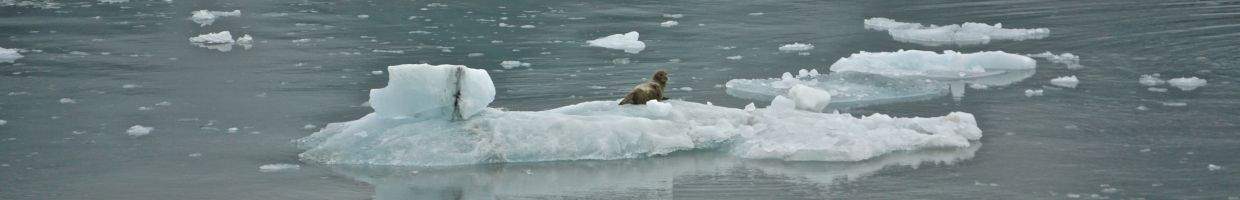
(126, 125, 153, 137)
(190, 10, 240, 27)
(1139, 74, 1166, 86)
(258, 163, 301, 172)
(499, 60, 530, 69)
(1167, 77, 1207, 91)
(1050, 76, 1079, 88)
(0, 46, 23, 63)
(778, 43, 814, 51)
(727, 50, 1036, 105)
(296, 64, 982, 166)
(1024, 89, 1044, 97)
(864, 17, 1049, 46)
(660, 21, 678, 27)
(189, 31, 253, 52)
(1027, 51, 1082, 69)
(587, 31, 645, 54)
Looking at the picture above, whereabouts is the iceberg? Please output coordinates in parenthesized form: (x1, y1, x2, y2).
(864, 18, 1049, 46)
(726, 70, 947, 108)
(586, 31, 646, 54)
(190, 10, 241, 27)
(296, 64, 982, 166)
(830, 50, 1035, 79)
(0, 46, 22, 63)
(189, 31, 235, 44)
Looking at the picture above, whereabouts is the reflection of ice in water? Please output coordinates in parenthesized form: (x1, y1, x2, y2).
(325, 144, 981, 199)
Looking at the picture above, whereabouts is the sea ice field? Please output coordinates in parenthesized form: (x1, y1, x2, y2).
(1, 0, 1238, 199)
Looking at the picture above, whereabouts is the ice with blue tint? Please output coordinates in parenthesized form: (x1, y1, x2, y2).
(864, 18, 1049, 46)
(830, 50, 1036, 79)
(726, 70, 947, 108)
(586, 31, 646, 53)
(296, 65, 982, 166)
(0, 46, 22, 63)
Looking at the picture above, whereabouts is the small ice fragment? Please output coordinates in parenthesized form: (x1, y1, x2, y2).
(122, 84, 139, 89)
(786, 84, 831, 112)
(258, 163, 301, 172)
(227, 127, 239, 133)
(155, 101, 172, 106)
(1136, 106, 1149, 111)
(467, 53, 484, 57)
(126, 125, 153, 137)
(1139, 74, 1164, 86)
(0, 120, 6, 126)
(679, 87, 693, 91)
(236, 34, 253, 45)
(138, 106, 152, 111)
(357, 15, 369, 19)
(1139, 148, 1151, 152)
(302, 124, 318, 130)
(1024, 89, 1043, 97)
(587, 31, 646, 54)
(726, 55, 743, 60)
(371, 71, 384, 75)
(778, 43, 814, 51)
(59, 98, 77, 104)
(1208, 164, 1224, 171)
(189, 31, 235, 44)
(662, 14, 683, 18)
(499, 61, 529, 69)
(519, 25, 536, 29)
(0, 46, 23, 63)
(1050, 76, 1079, 88)
(748, 12, 764, 16)
(1028, 52, 1082, 69)
(1167, 77, 1206, 91)
(1147, 87, 1167, 92)
(744, 103, 756, 111)
(190, 10, 241, 27)
(1161, 102, 1187, 107)
(660, 21, 678, 27)
(188, 153, 202, 157)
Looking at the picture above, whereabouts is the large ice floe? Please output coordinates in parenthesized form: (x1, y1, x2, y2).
(864, 18, 1049, 46)
(586, 31, 646, 54)
(296, 64, 982, 166)
(728, 50, 1036, 105)
(0, 46, 22, 63)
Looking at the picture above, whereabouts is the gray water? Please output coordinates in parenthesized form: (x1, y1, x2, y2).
(2, 0, 1238, 199)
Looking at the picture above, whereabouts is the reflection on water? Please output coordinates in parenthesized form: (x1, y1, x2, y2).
(325, 144, 980, 199)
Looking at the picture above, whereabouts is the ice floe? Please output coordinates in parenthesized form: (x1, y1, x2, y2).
(864, 17, 1049, 46)
(126, 125, 153, 137)
(499, 60, 530, 69)
(1050, 76, 1079, 88)
(259, 163, 301, 172)
(660, 21, 678, 27)
(1139, 74, 1165, 86)
(296, 64, 982, 166)
(830, 50, 1036, 79)
(1024, 89, 1044, 97)
(778, 43, 814, 51)
(586, 31, 645, 54)
(1028, 52, 1082, 69)
(190, 10, 240, 27)
(1167, 77, 1206, 91)
(0, 46, 22, 63)
(726, 70, 947, 108)
(190, 31, 235, 44)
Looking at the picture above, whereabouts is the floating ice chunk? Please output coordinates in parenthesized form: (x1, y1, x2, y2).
(726, 55, 743, 60)
(297, 64, 982, 166)
(1027, 52, 1082, 69)
(778, 43, 814, 51)
(126, 125, 153, 137)
(660, 21, 678, 27)
(726, 71, 946, 108)
(830, 50, 1036, 79)
(59, 98, 77, 104)
(1167, 77, 1206, 91)
(236, 34, 253, 44)
(1024, 89, 1043, 97)
(368, 64, 495, 120)
(1050, 76, 1079, 88)
(0, 46, 22, 63)
(1162, 102, 1187, 107)
(662, 14, 683, 18)
(1208, 164, 1224, 171)
(499, 60, 530, 69)
(748, 12, 765, 16)
(0, 119, 6, 126)
(1148, 87, 1167, 92)
(786, 84, 831, 112)
(190, 10, 240, 27)
(1139, 74, 1165, 86)
(259, 163, 301, 172)
(587, 31, 646, 54)
(302, 124, 318, 130)
(370, 70, 384, 75)
(98, 0, 128, 3)
(679, 87, 693, 91)
(189, 31, 235, 44)
(356, 14, 369, 19)
(865, 18, 1049, 46)
(155, 101, 172, 106)
(519, 25, 535, 29)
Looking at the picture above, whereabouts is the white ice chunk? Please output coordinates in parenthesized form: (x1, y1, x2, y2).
(126, 125, 153, 137)
(1028, 52, 1082, 69)
(189, 31, 235, 44)
(1139, 74, 1165, 86)
(499, 60, 530, 69)
(368, 64, 495, 120)
(1024, 89, 1043, 97)
(59, 98, 77, 104)
(190, 10, 240, 27)
(865, 18, 1049, 46)
(660, 21, 678, 27)
(258, 163, 301, 172)
(587, 31, 646, 54)
(1050, 76, 1079, 88)
(236, 34, 253, 44)
(662, 14, 683, 19)
(726, 70, 947, 108)
(830, 50, 1036, 79)
(0, 46, 23, 63)
(0, 119, 7, 126)
(1167, 77, 1206, 91)
(778, 43, 814, 51)
(296, 64, 983, 166)
(1208, 164, 1224, 171)
(786, 84, 831, 112)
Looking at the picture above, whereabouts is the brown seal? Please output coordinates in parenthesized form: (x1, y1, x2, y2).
(619, 70, 669, 105)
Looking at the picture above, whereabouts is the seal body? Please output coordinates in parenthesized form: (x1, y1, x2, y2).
(619, 70, 668, 105)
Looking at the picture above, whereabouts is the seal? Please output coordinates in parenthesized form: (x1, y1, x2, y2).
(619, 70, 669, 105)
